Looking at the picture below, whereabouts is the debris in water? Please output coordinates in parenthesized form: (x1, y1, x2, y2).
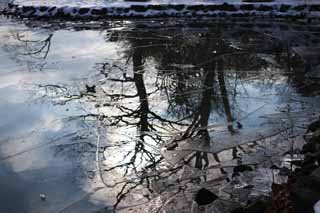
(194, 188, 218, 206)
(87, 171, 95, 179)
(85, 84, 96, 93)
(236, 122, 243, 129)
(40, 193, 46, 201)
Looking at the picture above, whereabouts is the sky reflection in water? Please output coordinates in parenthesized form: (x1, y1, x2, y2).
(0, 17, 319, 212)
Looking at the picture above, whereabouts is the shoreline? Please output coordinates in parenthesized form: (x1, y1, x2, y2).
(4, 1, 320, 19)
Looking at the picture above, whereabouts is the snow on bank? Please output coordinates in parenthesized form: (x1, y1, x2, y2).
(315, 200, 320, 213)
(5, 0, 320, 18)
(11, 0, 320, 7)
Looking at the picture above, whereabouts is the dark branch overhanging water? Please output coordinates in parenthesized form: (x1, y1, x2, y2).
(0, 16, 320, 213)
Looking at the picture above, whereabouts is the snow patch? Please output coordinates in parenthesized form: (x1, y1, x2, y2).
(314, 200, 320, 213)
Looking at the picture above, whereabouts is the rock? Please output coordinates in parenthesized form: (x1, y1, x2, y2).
(295, 176, 320, 194)
(246, 200, 269, 213)
(237, 122, 243, 129)
(311, 129, 320, 143)
(301, 142, 315, 154)
(232, 207, 244, 213)
(311, 167, 320, 179)
(243, 184, 255, 189)
(292, 186, 319, 213)
(194, 188, 218, 206)
(270, 165, 280, 170)
(290, 175, 320, 213)
(306, 119, 320, 133)
(306, 65, 320, 79)
(233, 165, 254, 178)
(279, 167, 292, 176)
(234, 165, 253, 172)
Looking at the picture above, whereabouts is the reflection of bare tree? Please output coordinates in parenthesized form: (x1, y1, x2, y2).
(99, 29, 276, 209)
(185, 66, 215, 171)
(30, 26, 307, 211)
(133, 47, 149, 134)
(16, 33, 53, 59)
(1, 31, 54, 73)
(217, 58, 235, 133)
(82, 36, 190, 208)
(100, 28, 309, 211)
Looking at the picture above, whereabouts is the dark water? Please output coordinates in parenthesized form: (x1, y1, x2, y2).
(0, 16, 320, 212)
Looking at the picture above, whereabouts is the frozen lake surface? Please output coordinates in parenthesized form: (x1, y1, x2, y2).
(0, 16, 320, 212)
